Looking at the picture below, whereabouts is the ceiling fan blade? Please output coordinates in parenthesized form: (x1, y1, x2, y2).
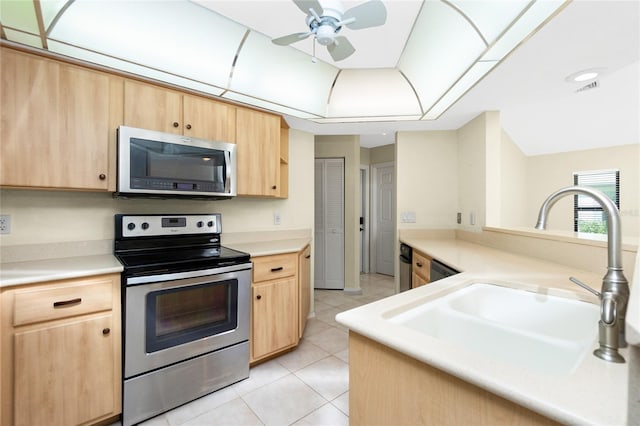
(327, 36, 355, 61)
(272, 32, 312, 46)
(292, 0, 323, 16)
(343, 0, 387, 30)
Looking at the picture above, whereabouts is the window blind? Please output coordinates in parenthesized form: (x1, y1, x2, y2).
(573, 169, 620, 234)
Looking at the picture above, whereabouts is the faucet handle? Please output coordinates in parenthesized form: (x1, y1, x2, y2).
(601, 295, 617, 325)
(569, 276, 601, 298)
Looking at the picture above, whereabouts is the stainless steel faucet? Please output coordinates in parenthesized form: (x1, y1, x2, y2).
(535, 185, 629, 363)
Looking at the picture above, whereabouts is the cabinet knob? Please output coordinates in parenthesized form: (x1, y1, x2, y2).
(102, 328, 111, 335)
(416, 262, 423, 268)
(173, 122, 179, 128)
(272, 185, 277, 190)
(186, 124, 192, 130)
(256, 295, 262, 300)
(98, 173, 106, 180)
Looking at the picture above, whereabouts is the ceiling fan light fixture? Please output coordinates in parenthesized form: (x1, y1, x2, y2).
(316, 24, 337, 45)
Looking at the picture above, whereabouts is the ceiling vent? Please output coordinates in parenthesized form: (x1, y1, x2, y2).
(576, 80, 599, 92)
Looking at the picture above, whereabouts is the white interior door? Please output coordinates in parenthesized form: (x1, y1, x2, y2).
(314, 158, 345, 289)
(359, 166, 370, 274)
(373, 163, 395, 276)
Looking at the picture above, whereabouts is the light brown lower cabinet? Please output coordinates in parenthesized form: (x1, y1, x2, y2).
(412, 249, 431, 288)
(250, 252, 299, 363)
(250, 246, 311, 364)
(298, 245, 311, 338)
(1, 274, 122, 426)
(349, 332, 559, 426)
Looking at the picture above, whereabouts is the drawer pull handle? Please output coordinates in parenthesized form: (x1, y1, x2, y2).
(53, 298, 82, 308)
(271, 266, 284, 272)
(102, 328, 111, 335)
(416, 262, 423, 268)
(256, 295, 262, 300)
(305, 255, 311, 259)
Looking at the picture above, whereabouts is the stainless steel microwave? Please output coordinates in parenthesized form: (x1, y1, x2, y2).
(116, 126, 237, 199)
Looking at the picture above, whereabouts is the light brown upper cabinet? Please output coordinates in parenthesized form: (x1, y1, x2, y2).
(124, 80, 236, 142)
(236, 108, 281, 197)
(0, 47, 121, 191)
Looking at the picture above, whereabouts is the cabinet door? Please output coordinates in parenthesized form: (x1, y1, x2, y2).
(13, 314, 116, 426)
(1, 48, 112, 190)
(251, 277, 297, 361)
(298, 246, 311, 338)
(183, 95, 236, 142)
(236, 108, 280, 196)
(412, 272, 429, 288)
(124, 80, 182, 134)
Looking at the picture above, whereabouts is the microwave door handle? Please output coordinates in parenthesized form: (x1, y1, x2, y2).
(224, 151, 231, 193)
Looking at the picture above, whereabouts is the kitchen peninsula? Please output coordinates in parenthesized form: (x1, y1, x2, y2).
(337, 231, 637, 425)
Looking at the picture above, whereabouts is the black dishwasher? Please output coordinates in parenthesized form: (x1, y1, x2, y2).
(429, 259, 459, 282)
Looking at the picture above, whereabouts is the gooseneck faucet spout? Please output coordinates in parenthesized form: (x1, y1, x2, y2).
(535, 186, 629, 363)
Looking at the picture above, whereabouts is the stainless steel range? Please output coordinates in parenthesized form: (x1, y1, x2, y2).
(114, 214, 251, 426)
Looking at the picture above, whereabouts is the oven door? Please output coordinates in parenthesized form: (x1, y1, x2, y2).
(124, 264, 250, 378)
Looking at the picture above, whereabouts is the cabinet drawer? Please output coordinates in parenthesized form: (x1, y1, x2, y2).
(253, 253, 297, 282)
(13, 276, 114, 326)
(413, 251, 431, 282)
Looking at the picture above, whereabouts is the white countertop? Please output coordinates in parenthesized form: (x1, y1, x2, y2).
(337, 237, 632, 425)
(226, 238, 311, 257)
(0, 254, 124, 288)
(0, 235, 311, 288)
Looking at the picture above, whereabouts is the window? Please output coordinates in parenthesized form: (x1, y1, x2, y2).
(573, 170, 620, 234)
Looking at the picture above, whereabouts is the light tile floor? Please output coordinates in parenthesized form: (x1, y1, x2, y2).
(136, 273, 396, 426)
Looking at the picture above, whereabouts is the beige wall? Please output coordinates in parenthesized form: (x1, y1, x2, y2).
(396, 131, 459, 231)
(315, 135, 361, 292)
(499, 130, 528, 229)
(457, 112, 490, 232)
(360, 147, 371, 165)
(370, 144, 395, 164)
(524, 144, 639, 238)
(0, 129, 315, 245)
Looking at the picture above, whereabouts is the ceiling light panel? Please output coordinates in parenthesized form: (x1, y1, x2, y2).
(223, 92, 322, 120)
(423, 60, 498, 119)
(0, 1, 39, 34)
(2, 28, 43, 48)
(327, 68, 422, 117)
(39, 0, 70, 30)
(48, 0, 245, 89)
(449, 0, 530, 45)
(47, 40, 225, 97)
(398, 1, 486, 113)
(481, 0, 567, 62)
(229, 31, 338, 117)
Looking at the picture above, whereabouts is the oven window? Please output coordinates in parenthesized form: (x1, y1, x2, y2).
(146, 279, 238, 353)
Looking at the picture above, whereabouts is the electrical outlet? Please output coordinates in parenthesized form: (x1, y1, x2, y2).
(0, 214, 11, 234)
(456, 212, 462, 224)
(273, 211, 281, 226)
(400, 211, 416, 223)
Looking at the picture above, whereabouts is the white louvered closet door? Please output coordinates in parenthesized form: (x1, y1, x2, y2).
(314, 158, 345, 289)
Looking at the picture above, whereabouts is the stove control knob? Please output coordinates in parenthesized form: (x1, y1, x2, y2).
(197, 221, 204, 228)
(127, 222, 135, 231)
(207, 221, 214, 227)
(141, 222, 149, 230)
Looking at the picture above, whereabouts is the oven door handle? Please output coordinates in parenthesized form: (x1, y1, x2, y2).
(126, 262, 252, 285)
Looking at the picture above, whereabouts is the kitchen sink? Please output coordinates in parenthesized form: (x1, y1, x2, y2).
(388, 283, 599, 374)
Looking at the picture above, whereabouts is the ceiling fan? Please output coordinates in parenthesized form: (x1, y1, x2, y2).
(272, 0, 387, 62)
